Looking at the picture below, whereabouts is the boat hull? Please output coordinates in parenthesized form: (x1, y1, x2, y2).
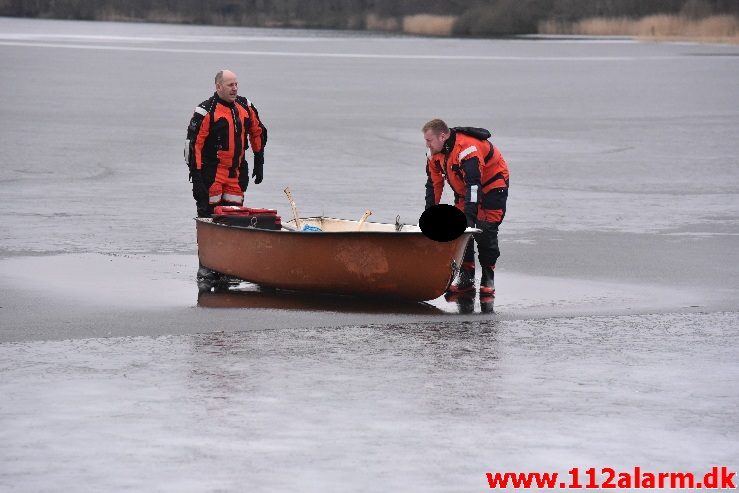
(195, 218, 473, 301)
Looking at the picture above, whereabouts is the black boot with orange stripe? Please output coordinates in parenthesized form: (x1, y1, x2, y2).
(444, 290, 476, 313)
(447, 262, 476, 294)
(480, 265, 495, 297)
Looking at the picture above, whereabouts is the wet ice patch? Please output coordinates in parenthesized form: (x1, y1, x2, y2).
(0, 254, 195, 308)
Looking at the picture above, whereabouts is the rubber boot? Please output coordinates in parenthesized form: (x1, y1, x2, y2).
(479, 265, 495, 297)
(447, 263, 476, 294)
(480, 295, 495, 314)
(444, 291, 475, 314)
(197, 264, 219, 282)
(197, 263, 221, 293)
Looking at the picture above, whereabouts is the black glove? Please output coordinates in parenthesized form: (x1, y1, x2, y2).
(252, 151, 264, 184)
(238, 163, 249, 192)
(190, 169, 209, 206)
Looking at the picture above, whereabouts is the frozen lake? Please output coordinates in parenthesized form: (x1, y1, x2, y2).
(2, 312, 738, 492)
(1, 17, 738, 491)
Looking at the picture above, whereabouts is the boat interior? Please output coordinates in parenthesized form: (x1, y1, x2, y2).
(285, 216, 422, 233)
(200, 216, 481, 234)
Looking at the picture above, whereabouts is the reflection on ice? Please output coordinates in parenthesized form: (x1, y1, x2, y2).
(1, 312, 738, 491)
(196, 285, 499, 315)
(197, 286, 447, 315)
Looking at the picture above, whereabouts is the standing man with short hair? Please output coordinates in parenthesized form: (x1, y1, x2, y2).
(423, 118, 509, 298)
(185, 69, 267, 217)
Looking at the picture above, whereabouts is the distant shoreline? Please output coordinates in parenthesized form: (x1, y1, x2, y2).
(2, 10, 737, 45)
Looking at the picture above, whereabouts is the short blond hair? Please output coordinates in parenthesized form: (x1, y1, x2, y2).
(422, 119, 449, 134)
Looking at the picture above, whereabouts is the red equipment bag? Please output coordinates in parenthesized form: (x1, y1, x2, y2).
(212, 206, 282, 230)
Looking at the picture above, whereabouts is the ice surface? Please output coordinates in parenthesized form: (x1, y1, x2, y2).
(1, 17, 738, 492)
(1, 313, 738, 492)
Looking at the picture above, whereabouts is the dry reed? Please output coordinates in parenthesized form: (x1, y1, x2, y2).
(540, 14, 739, 44)
(402, 14, 456, 36)
(365, 13, 400, 32)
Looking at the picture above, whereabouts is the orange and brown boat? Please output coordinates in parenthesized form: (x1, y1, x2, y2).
(195, 216, 477, 301)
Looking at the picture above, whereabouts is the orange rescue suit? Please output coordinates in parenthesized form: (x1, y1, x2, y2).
(426, 128, 509, 223)
(186, 94, 266, 206)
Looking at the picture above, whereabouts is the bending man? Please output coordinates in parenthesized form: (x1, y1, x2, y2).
(423, 119, 509, 297)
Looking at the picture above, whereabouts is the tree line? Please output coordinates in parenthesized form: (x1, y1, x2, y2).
(1, 0, 737, 35)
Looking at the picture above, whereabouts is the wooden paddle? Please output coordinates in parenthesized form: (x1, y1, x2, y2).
(283, 187, 302, 230)
(357, 209, 372, 231)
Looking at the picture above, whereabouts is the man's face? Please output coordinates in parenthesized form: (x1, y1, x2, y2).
(216, 72, 238, 103)
(424, 129, 448, 154)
